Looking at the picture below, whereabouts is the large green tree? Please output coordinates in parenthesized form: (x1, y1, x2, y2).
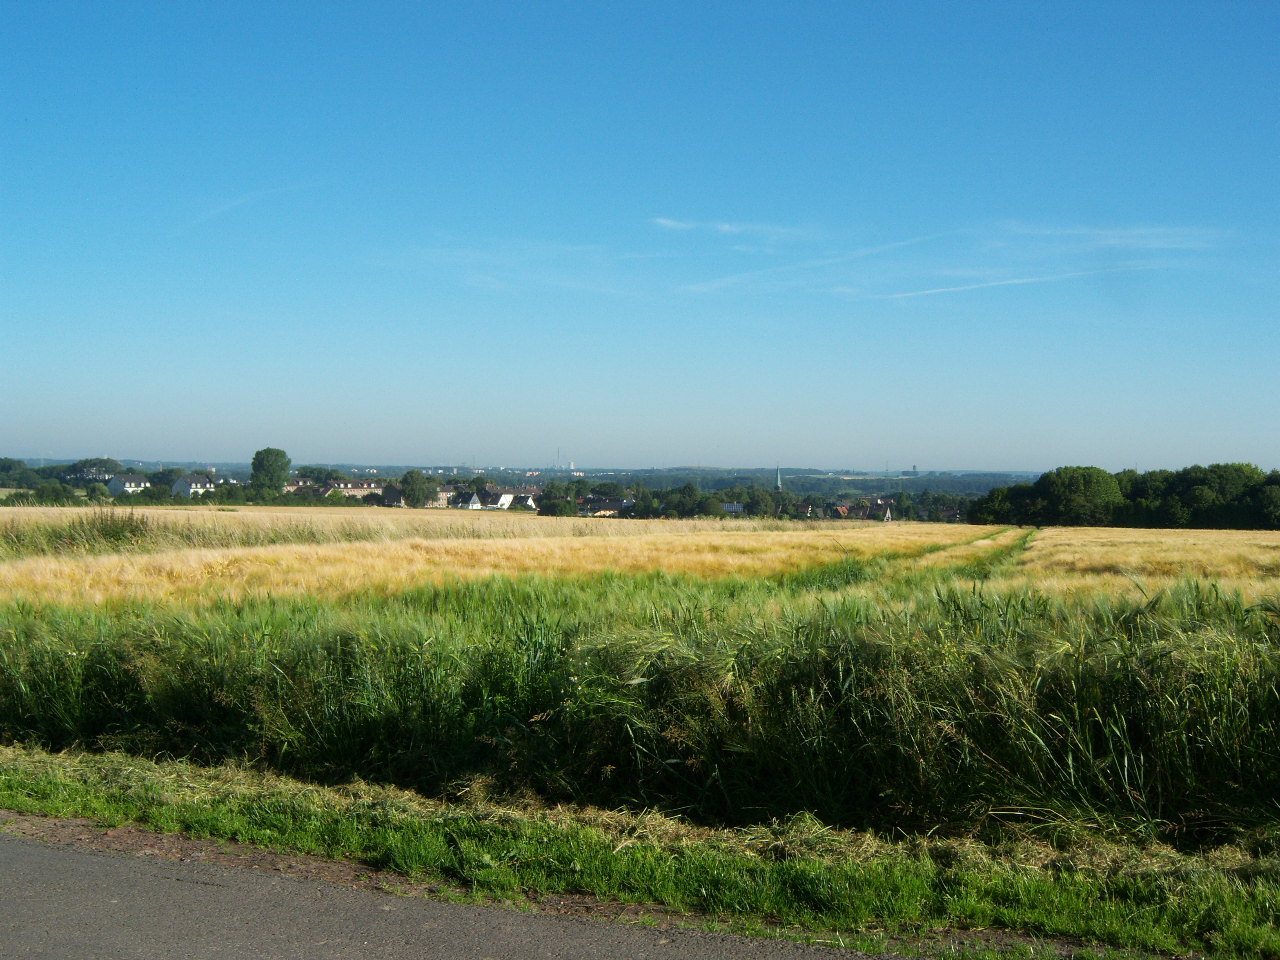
(540, 481, 568, 500)
(1032, 466, 1125, 526)
(400, 469, 437, 508)
(1255, 483, 1280, 529)
(250, 447, 291, 496)
(539, 499, 578, 517)
(0, 458, 41, 489)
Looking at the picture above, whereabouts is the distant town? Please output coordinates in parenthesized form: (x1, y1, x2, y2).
(7, 451, 1275, 531)
(1, 450, 1028, 522)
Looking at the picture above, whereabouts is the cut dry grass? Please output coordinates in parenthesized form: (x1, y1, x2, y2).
(4, 745, 1278, 959)
(1, 743, 1260, 880)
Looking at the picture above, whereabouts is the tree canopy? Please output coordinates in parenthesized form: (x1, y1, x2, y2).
(250, 447, 291, 495)
(400, 469, 439, 508)
(970, 463, 1280, 529)
(1032, 466, 1125, 526)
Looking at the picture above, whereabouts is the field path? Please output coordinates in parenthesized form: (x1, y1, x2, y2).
(0, 831, 873, 960)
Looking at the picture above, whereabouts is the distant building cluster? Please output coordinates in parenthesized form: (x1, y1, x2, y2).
(94, 470, 916, 521)
(106, 473, 233, 498)
(31, 458, 969, 523)
(433, 485, 540, 511)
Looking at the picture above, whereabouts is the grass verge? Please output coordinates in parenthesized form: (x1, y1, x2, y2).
(2, 745, 1278, 959)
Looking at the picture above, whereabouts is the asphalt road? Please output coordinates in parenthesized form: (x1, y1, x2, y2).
(0, 834, 874, 960)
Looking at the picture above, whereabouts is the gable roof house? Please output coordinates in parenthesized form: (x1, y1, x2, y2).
(481, 485, 543, 509)
(830, 499, 893, 521)
(454, 492, 484, 509)
(856, 498, 894, 521)
(106, 475, 151, 497)
(318, 480, 384, 499)
(171, 475, 217, 498)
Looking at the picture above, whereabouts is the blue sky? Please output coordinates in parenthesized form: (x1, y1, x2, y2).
(3, 2, 1276, 471)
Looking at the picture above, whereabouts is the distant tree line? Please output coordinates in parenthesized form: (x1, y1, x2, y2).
(569, 469, 1030, 500)
(0, 457, 132, 505)
(969, 463, 1280, 529)
(626, 483, 823, 519)
(532, 480, 825, 519)
(531, 479, 975, 521)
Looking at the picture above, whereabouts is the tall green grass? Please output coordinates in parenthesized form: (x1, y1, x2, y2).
(2, 566, 1278, 840)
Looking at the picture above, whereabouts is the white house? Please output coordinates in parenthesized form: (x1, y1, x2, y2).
(171, 475, 217, 498)
(107, 475, 151, 496)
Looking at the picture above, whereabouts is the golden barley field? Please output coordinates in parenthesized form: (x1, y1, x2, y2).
(1005, 525, 1280, 599)
(4, 505, 1280, 605)
(0, 506, 987, 604)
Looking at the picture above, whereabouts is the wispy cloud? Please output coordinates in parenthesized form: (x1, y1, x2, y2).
(182, 179, 323, 231)
(370, 218, 1214, 305)
(1001, 222, 1219, 251)
(873, 267, 1146, 300)
(650, 217, 802, 238)
(685, 232, 955, 293)
(857, 221, 1215, 300)
(666, 218, 1214, 300)
(651, 217, 700, 231)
